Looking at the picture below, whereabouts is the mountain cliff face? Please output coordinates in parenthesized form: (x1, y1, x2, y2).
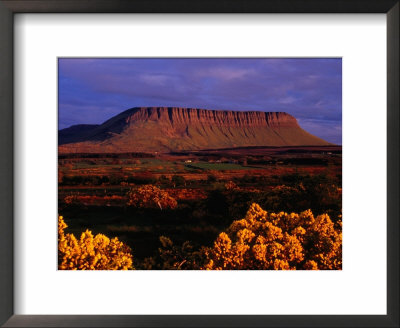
(59, 107, 330, 153)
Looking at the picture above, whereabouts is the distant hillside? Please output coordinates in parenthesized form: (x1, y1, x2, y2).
(58, 124, 100, 144)
(59, 107, 331, 153)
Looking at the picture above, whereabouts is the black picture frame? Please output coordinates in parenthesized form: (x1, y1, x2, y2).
(0, 1, 398, 327)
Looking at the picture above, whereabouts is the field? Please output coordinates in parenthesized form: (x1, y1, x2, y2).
(58, 145, 342, 270)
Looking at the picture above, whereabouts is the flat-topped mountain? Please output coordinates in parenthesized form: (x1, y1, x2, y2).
(59, 107, 331, 153)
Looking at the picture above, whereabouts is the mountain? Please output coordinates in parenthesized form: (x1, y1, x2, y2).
(58, 107, 331, 153)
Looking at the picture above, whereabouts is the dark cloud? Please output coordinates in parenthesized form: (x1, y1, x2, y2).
(58, 58, 342, 144)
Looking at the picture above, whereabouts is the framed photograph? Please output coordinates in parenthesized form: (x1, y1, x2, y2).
(0, 0, 398, 327)
(57, 57, 343, 272)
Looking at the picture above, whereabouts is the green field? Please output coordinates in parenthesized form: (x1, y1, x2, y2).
(70, 158, 256, 172)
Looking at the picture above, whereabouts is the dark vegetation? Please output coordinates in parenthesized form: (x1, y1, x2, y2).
(59, 146, 342, 269)
(59, 152, 155, 159)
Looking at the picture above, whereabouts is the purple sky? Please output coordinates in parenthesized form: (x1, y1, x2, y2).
(58, 58, 342, 144)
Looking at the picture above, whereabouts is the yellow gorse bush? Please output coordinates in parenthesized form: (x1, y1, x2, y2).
(58, 203, 341, 270)
(203, 203, 341, 270)
(58, 216, 133, 270)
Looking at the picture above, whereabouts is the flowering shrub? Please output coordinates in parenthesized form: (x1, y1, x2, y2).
(58, 216, 133, 270)
(126, 185, 177, 210)
(224, 181, 239, 191)
(203, 203, 341, 270)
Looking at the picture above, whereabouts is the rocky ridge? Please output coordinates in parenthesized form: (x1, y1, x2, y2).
(59, 107, 331, 153)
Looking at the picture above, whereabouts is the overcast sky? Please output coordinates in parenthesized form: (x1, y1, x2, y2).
(58, 58, 342, 144)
